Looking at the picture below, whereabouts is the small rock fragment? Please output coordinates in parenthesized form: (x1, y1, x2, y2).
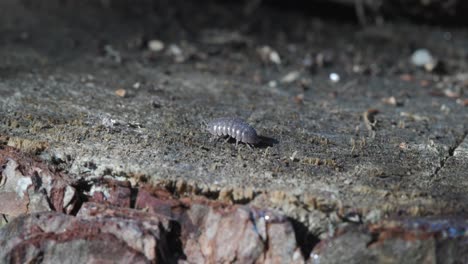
(399, 142, 408, 150)
(132, 82, 141, 89)
(115, 88, 126, 97)
(382, 96, 397, 106)
(294, 93, 304, 104)
(440, 104, 450, 114)
(281, 71, 300, 83)
(290, 151, 299, 162)
(329, 73, 340, 83)
(382, 96, 402, 106)
(167, 44, 184, 63)
(343, 211, 361, 223)
(257, 46, 281, 65)
(147, 39, 165, 52)
(410, 49, 435, 67)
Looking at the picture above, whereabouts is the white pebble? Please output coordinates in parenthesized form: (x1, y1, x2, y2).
(269, 50, 281, 65)
(410, 49, 434, 66)
(281, 71, 300, 83)
(148, 39, 165, 52)
(257, 46, 282, 65)
(168, 44, 182, 55)
(167, 44, 185, 63)
(329, 73, 340, 83)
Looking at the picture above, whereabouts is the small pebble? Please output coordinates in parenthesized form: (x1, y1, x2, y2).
(257, 46, 281, 65)
(382, 96, 402, 106)
(281, 71, 300, 83)
(148, 39, 165, 52)
(440, 104, 450, 114)
(167, 44, 184, 62)
(168, 44, 182, 56)
(399, 142, 408, 150)
(115, 89, 126, 97)
(410, 49, 434, 67)
(343, 212, 361, 223)
(344, 179, 353, 185)
(289, 151, 298, 161)
(268, 80, 277, 88)
(294, 93, 304, 104)
(269, 52, 281, 65)
(329, 73, 340, 83)
(382, 96, 397, 106)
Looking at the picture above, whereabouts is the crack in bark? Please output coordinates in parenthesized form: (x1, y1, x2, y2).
(432, 131, 468, 177)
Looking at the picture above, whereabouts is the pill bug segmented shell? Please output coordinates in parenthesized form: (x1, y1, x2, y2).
(207, 117, 260, 145)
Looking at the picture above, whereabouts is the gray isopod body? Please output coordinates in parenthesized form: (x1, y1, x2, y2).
(207, 117, 260, 146)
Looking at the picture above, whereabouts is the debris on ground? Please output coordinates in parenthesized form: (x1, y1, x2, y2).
(257, 46, 282, 65)
(147, 39, 165, 52)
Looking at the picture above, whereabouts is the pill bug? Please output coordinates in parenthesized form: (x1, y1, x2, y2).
(207, 117, 260, 147)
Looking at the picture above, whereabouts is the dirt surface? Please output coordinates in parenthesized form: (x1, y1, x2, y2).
(1, 0, 468, 262)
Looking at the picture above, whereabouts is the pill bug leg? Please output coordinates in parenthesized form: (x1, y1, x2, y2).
(210, 135, 223, 143)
